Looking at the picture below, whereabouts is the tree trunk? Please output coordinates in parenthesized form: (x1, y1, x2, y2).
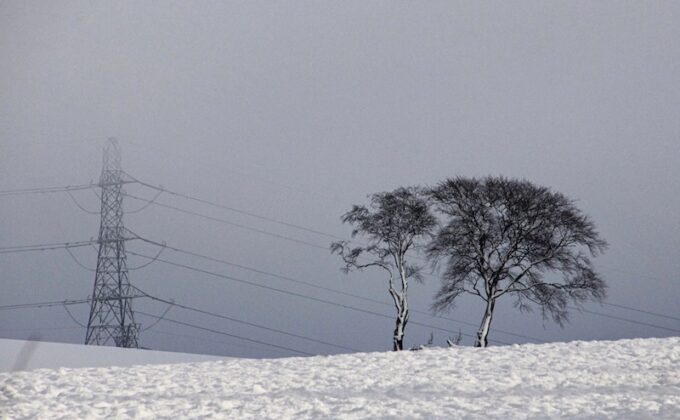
(392, 299, 409, 351)
(475, 297, 495, 348)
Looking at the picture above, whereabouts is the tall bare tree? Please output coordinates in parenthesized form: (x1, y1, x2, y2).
(331, 187, 436, 351)
(428, 176, 607, 347)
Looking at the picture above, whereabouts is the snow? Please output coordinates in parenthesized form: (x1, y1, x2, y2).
(0, 338, 224, 372)
(1, 337, 679, 419)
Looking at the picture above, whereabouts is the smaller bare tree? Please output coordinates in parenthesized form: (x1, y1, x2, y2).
(331, 187, 436, 351)
(428, 176, 608, 348)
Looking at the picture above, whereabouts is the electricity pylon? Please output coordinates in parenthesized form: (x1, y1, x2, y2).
(85, 138, 140, 347)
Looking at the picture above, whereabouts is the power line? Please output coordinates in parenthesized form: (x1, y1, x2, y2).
(0, 240, 97, 255)
(5, 253, 676, 344)
(130, 234, 540, 343)
(131, 250, 680, 341)
(5, 182, 668, 311)
(139, 300, 175, 332)
(126, 177, 431, 264)
(136, 235, 675, 335)
(126, 177, 680, 327)
(123, 191, 436, 283)
(3, 220, 674, 345)
(123, 192, 329, 250)
(0, 184, 95, 197)
(144, 329, 272, 354)
(0, 296, 146, 311)
(127, 189, 164, 214)
(126, 251, 505, 344)
(65, 190, 99, 214)
(600, 302, 680, 322)
(126, 244, 167, 271)
(0, 326, 82, 333)
(62, 304, 87, 328)
(128, 177, 680, 293)
(132, 286, 360, 352)
(127, 174, 345, 241)
(135, 311, 314, 356)
(125, 173, 424, 260)
(599, 262, 671, 284)
(0, 298, 91, 311)
(0, 293, 327, 354)
(64, 247, 96, 271)
(570, 306, 680, 334)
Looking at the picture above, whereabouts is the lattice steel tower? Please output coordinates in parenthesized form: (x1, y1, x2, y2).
(85, 138, 140, 347)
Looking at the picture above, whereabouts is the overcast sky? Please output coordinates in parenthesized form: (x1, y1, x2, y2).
(1, 1, 679, 357)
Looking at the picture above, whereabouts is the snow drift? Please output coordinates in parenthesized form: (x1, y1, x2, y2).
(1, 337, 678, 418)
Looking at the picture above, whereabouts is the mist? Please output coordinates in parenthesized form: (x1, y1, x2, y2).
(1, 1, 679, 357)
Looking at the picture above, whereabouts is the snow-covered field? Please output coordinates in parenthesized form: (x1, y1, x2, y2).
(1, 337, 678, 419)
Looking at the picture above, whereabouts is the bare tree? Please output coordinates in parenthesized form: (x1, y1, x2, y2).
(331, 187, 436, 351)
(428, 176, 607, 347)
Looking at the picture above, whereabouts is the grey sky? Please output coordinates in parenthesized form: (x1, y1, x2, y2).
(1, 1, 679, 357)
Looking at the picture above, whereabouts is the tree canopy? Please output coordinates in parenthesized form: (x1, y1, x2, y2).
(331, 186, 436, 350)
(427, 176, 607, 347)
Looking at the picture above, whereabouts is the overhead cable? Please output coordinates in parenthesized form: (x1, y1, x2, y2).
(135, 311, 314, 356)
(0, 295, 146, 311)
(0, 184, 95, 196)
(126, 173, 345, 241)
(599, 302, 680, 322)
(133, 285, 360, 352)
(145, 329, 271, 353)
(130, 233, 540, 343)
(0, 240, 96, 254)
(569, 306, 680, 334)
(66, 190, 99, 214)
(122, 192, 328, 250)
(126, 251, 504, 344)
